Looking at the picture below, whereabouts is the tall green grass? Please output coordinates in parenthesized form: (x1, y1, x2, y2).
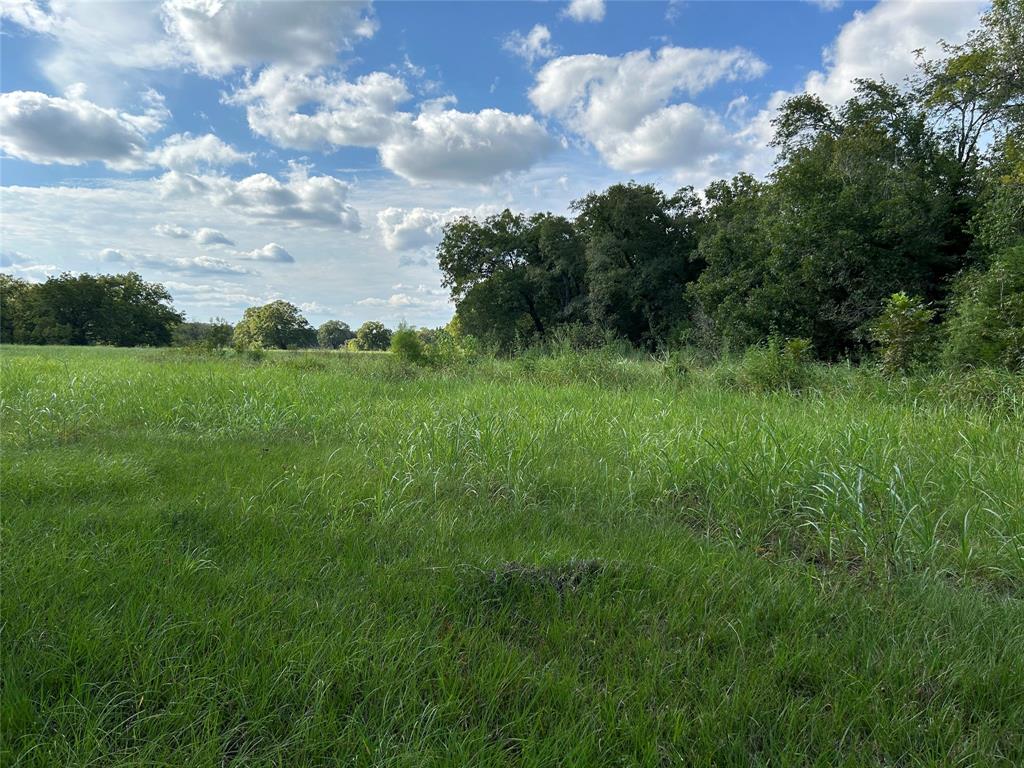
(2, 345, 1022, 766)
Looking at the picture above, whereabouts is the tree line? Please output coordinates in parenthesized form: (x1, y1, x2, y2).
(0, 275, 401, 352)
(436, 0, 1022, 369)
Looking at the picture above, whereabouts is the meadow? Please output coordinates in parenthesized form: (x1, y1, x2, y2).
(2, 345, 1022, 766)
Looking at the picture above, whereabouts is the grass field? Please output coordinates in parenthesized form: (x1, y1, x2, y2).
(2, 345, 1023, 766)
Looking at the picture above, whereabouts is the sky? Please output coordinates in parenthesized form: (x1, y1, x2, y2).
(0, 0, 988, 328)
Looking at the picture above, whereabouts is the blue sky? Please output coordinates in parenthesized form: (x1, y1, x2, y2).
(0, 1, 986, 326)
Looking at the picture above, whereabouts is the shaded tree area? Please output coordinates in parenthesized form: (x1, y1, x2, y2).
(1, 272, 183, 346)
(436, 0, 1023, 365)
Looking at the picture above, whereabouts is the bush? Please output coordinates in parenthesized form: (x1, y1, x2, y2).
(870, 292, 936, 375)
(944, 246, 1024, 371)
(735, 336, 814, 393)
(390, 324, 426, 365)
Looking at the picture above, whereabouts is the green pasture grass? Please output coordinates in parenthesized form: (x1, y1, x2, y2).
(2, 345, 1022, 766)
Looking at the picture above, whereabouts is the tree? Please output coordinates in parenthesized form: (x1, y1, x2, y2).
(437, 210, 587, 350)
(354, 321, 392, 351)
(233, 301, 316, 349)
(693, 82, 963, 359)
(173, 318, 234, 348)
(572, 183, 703, 347)
(915, 0, 1023, 172)
(0, 275, 30, 343)
(0, 272, 182, 346)
(317, 320, 355, 349)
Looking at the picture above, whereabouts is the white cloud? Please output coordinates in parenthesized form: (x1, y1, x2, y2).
(235, 242, 295, 263)
(503, 24, 557, 66)
(158, 167, 362, 230)
(99, 247, 254, 275)
(808, 0, 843, 10)
(0, 88, 162, 170)
(154, 223, 236, 246)
(299, 300, 334, 314)
(357, 283, 451, 313)
(563, 0, 605, 23)
(194, 227, 234, 247)
(1, 2, 183, 101)
(227, 67, 410, 150)
(530, 45, 766, 179)
(376, 205, 498, 252)
(162, 0, 377, 76)
(800, 0, 986, 106)
(601, 103, 745, 176)
(377, 207, 450, 252)
(154, 223, 192, 239)
(148, 133, 251, 172)
(229, 68, 554, 184)
(379, 108, 556, 184)
(0, 249, 61, 281)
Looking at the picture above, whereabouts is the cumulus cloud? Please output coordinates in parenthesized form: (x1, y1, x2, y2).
(99, 247, 254, 275)
(226, 67, 410, 150)
(530, 45, 766, 178)
(800, 0, 985, 106)
(0, 87, 163, 170)
(563, 0, 605, 23)
(154, 223, 236, 246)
(235, 242, 295, 263)
(377, 207, 451, 252)
(379, 108, 556, 184)
(162, 0, 377, 75)
(194, 227, 235, 246)
(157, 167, 362, 230)
(148, 133, 251, 172)
(376, 205, 498, 252)
(229, 68, 554, 183)
(503, 24, 557, 66)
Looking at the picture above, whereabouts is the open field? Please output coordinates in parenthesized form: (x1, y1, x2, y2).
(2, 345, 1023, 766)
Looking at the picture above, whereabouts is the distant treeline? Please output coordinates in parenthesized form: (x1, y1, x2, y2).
(436, 0, 1022, 368)
(0, 274, 402, 353)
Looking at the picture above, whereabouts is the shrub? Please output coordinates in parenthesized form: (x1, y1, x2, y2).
(390, 324, 426, 365)
(870, 292, 936, 375)
(944, 246, 1024, 371)
(735, 335, 814, 392)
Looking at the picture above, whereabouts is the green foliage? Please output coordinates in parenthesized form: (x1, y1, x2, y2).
(0, 272, 182, 346)
(944, 246, 1024, 370)
(389, 324, 426, 365)
(437, 210, 587, 351)
(233, 301, 316, 350)
(317, 320, 355, 349)
(734, 335, 816, 393)
(354, 320, 392, 351)
(572, 183, 703, 347)
(173, 318, 233, 349)
(871, 292, 937, 374)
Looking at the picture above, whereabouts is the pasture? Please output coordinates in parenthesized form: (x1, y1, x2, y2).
(2, 346, 1022, 766)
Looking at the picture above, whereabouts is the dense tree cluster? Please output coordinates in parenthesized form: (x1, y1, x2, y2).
(436, 0, 1023, 367)
(0, 272, 183, 346)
